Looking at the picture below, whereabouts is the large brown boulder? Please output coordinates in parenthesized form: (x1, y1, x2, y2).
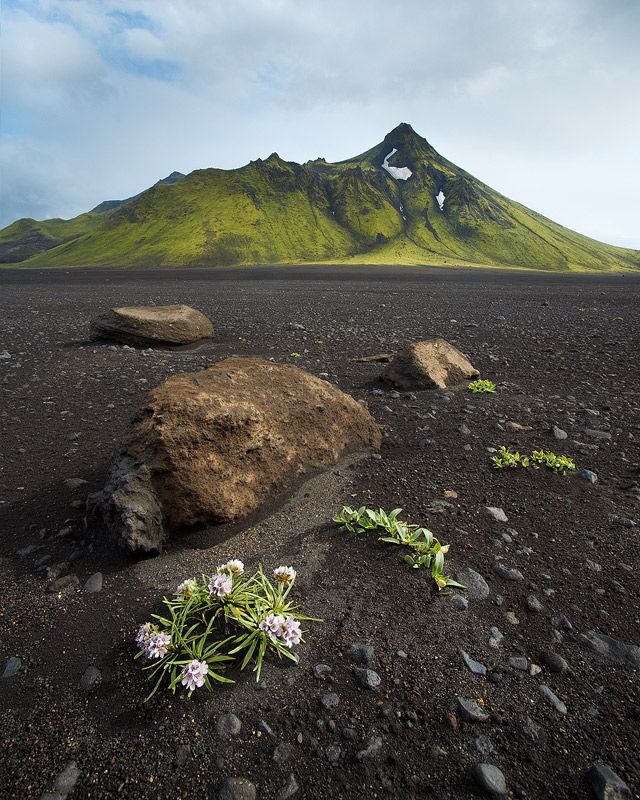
(382, 339, 479, 390)
(89, 304, 214, 346)
(90, 358, 381, 554)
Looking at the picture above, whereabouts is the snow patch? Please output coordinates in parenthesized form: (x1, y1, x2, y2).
(436, 190, 446, 211)
(382, 149, 412, 181)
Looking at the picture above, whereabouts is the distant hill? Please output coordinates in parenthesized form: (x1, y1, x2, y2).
(1, 126, 637, 271)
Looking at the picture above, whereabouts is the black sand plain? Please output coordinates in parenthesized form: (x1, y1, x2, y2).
(1, 265, 639, 799)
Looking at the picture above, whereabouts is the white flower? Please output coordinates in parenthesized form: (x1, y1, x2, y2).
(273, 566, 296, 584)
(135, 622, 154, 648)
(208, 572, 233, 597)
(259, 613, 285, 642)
(282, 616, 302, 649)
(181, 659, 208, 692)
(145, 631, 171, 659)
(176, 578, 197, 598)
(222, 559, 244, 576)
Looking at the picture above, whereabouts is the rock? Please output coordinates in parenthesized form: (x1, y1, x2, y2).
(215, 713, 242, 738)
(580, 631, 640, 668)
(276, 774, 300, 800)
(218, 777, 256, 800)
(470, 763, 508, 796)
(451, 594, 469, 610)
(526, 595, 543, 613)
(356, 736, 383, 760)
(353, 667, 381, 689)
(492, 562, 524, 581)
(586, 763, 632, 799)
(47, 574, 79, 593)
(486, 506, 508, 523)
(381, 339, 479, 390)
(457, 697, 489, 722)
(79, 666, 101, 690)
(321, 693, 340, 710)
(42, 761, 80, 799)
(90, 304, 214, 346)
(539, 685, 567, 714)
(174, 745, 191, 767)
(63, 477, 88, 489)
(516, 714, 546, 744)
(272, 742, 295, 765)
(2, 657, 21, 678)
(540, 650, 569, 674)
(584, 428, 612, 440)
(456, 567, 490, 600)
(313, 663, 332, 680)
(89, 358, 381, 554)
(552, 425, 568, 440)
(579, 469, 598, 483)
(84, 572, 103, 592)
(551, 615, 573, 631)
(344, 642, 374, 664)
(460, 649, 487, 675)
(475, 734, 495, 756)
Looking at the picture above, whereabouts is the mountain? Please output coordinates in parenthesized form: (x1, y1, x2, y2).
(1, 125, 637, 271)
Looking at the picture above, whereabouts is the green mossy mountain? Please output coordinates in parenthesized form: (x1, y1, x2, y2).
(2, 124, 638, 271)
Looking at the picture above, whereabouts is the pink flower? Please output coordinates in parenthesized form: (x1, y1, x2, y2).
(181, 659, 208, 692)
(259, 613, 285, 642)
(273, 566, 296, 585)
(208, 573, 233, 597)
(145, 631, 171, 659)
(282, 617, 302, 649)
(135, 622, 154, 648)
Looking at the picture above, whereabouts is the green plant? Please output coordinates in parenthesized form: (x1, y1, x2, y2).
(135, 561, 319, 700)
(333, 506, 464, 590)
(529, 449, 576, 475)
(491, 446, 529, 469)
(468, 379, 496, 393)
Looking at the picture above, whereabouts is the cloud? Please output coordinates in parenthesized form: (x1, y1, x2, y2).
(1, 0, 639, 248)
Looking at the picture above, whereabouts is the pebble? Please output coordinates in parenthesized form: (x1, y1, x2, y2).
(526, 595, 543, 612)
(585, 559, 602, 572)
(508, 656, 528, 671)
(174, 745, 191, 767)
(325, 745, 342, 763)
(456, 567, 489, 600)
(2, 657, 21, 678)
(218, 777, 256, 800)
(584, 428, 611, 440)
(272, 742, 295, 765)
(516, 714, 546, 743)
(459, 423, 470, 435)
(580, 631, 640, 668)
(551, 614, 573, 631)
(457, 697, 489, 722)
(505, 612, 519, 625)
(47, 574, 79, 593)
(84, 572, 103, 592)
(79, 666, 101, 691)
(63, 477, 88, 489)
(460, 649, 487, 675)
(488, 628, 504, 649)
(313, 663, 332, 680)
(344, 642, 374, 664)
(451, 594, 469, 610)
(353, 667, 381, 689)
(215, 713, 242, 738)
(470, 763, 508, 796)
(475, 734, 495, 756)
(552, 425, 568, 440)
(356, 736, 383, 760)
(257, 720, 276, 738)
(578, 469, 598, 483)
(485, 506, 508, 522)
(40, 761, 81, 800)
(539, 684, 567, 715)
(492, 562, 524, 581)
(585, 763, 632, 799)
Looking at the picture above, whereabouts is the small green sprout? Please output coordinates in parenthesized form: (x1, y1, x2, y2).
(492, 447, 575, 475)
(492, 447, 528, 469)
(289, 352, 301, 358)
(468, 379, 496, 393)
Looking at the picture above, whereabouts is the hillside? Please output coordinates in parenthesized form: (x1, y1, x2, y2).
(2, 125, 638, 271)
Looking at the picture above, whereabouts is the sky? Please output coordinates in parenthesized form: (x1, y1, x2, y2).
(2, 0, 639, 249)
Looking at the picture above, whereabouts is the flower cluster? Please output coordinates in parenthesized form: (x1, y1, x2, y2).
(176, 578, 197, 599)
(136, 624, 171, 660)
(207, 559, 245, 597)
(258, 614, 302, 649)
(181, 659, 208, 692)
(273, 566, 296, 584)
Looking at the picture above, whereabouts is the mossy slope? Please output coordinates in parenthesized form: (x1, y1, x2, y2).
(3, 124, 638, 271)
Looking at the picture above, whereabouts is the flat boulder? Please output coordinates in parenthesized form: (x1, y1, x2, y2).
(382, 338, 479, 390)
(89, 304, 213, 346)
(89, 357, 381, 554)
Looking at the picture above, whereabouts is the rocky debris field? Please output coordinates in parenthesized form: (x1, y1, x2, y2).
(0, 264, 639, 800)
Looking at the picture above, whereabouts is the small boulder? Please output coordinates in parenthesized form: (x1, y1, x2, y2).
(382, 339, 479, 390)
(89, 304, 214, 346)
(90, 358, 381, 554)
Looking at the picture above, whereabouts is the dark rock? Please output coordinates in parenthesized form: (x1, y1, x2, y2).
(456, 568, 490, 600)
(492, 562, 524, 581)
(585, 763, 631, 799)
(2, 657, 21, 678)
(540, 650, 569, 673)
(470, 763, 508, 796)
(381, 339, 479, 390)
(215, 713, 242, 738)
(580, 631, 640, 668)
(344, 642, 374, 664)
(353, 667, 381, 689)
(457, 697, 489, 722)
(276, 774, 300, 800)
(79, 666, 101, 691)
(90, 304, 214, 346)
(218, 777, 256, 800)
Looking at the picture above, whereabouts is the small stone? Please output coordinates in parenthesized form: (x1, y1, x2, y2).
(344, 642, 374, 664)
(505, 612, 519, 625)
(584, 428, 611, 440)
(325, 745, 342, 763)
(79, 666, 101, 691)
(492, 562, 524, 581)
(321, 693, 340, 710)
(470, 763, 508, 796)
(552, 425, 568, 440)
(451, 594, 469, 610)
(539, 685, 567, 715)
(551, 615, 573, 631)
(488, 628, 504, 650)
(276, 774, 300, 800)
(64, 478, 88, 489)
(218, 777, 256, 800)
(459, 423, 471, 435)
(529, 663, 542, 677)
(174, 745, 191, 767)
(53, 761, 81, 795)
(586, 763, 631, 799)
(84, 572, 103, 592)
(356, 736, 383, 760)
(516, 714, 546, 744)
(48, 574, 79, 593)
(456, 567, 489, 600)
(585, 559, 602, 572)
(457, 697, 489, 722)
(2, 657, 21, 678)
(580, 631, 640, 668)
(215, 713, 242, 738)
(272, 742, 295, 765)
(257, 720, 276, 738)
(508, 656, 528, 671)
(578, 469, 598, 483)
(313, 663, 332, 680)
(526, 595, 543, 613)
(353, 667, 381, 689)
(486, 506, 508, 523)
(460, 650, 487, 675)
